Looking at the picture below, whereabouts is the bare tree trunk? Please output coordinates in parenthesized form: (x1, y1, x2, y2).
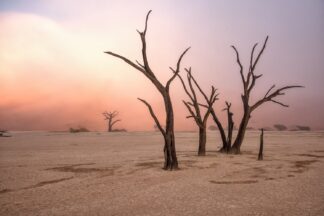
(258, 129, 264, 160)
(198, 126, 207, 156)
(231, 110, 250, 154)
(162, 93, 178, 169)
(225, 102, 234, 153)
(210, 109, 227, 152)
(108, 118, 112, 132)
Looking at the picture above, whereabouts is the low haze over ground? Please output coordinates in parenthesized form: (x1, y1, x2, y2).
(0, 0, 323, 131)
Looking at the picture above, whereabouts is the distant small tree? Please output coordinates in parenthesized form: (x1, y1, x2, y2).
(273, 124, 287, 131)
(103, 111, 121, 132)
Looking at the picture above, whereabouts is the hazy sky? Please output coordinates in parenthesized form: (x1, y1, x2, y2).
(0, 0, 323, 131)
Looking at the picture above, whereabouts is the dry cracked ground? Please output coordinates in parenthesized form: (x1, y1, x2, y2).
(1, 131, 324, 215)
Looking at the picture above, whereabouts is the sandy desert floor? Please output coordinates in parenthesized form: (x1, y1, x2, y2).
(0, 130, 324, 216)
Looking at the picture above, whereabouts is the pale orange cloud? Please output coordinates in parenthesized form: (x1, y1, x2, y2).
(0, 12, 198, 131)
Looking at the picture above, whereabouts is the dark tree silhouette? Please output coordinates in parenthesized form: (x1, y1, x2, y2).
(229, 36, 303, 154)
(104, 10, 190, 170)
(102, 111, 121, 132)
(206, 36, 303, 154)
(258, 128, 264, 160)
(177, 68, 218, 156)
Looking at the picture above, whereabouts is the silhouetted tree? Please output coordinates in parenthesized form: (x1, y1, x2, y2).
(177, 68, 218, 156)
(205, 36, 302, 154)
(228, 36, 303, 154)
(103, 111, 121, 132)
(104, 11, 190, 170)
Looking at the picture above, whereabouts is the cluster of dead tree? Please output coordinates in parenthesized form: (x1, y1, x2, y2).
(105, 10, 303, 170)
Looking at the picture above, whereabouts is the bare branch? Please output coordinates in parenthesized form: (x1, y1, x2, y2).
(135, 10, 156, 79)
(166, 47, 190, 89)
(111, 119, 121, 127)
(185, 68, 201, 119)
(187, 102, 194, 107)
(183, 101, 203, 127)
(138, 98, 166, 137)
(251, 36, 269, 71)
(264, 84, 276, 97)
(183, 101, 197, 118)
(198, 103, 209, 108)
(136, 60, 145, 69)
(249, 43, 258, 72)
(247, 43, 258, 85)
(231, 45, 245, 87)
(270, 99, 289, 107)
(247, 74, 263, 94)
(103, 111, 118, 119)
(143, 10, 152, 36)
(225, 101, 232, 109)
(186, 68, 210, 103)
(104, 51, 146, 74)
(209, 87, 219, 105)
(111, 111, 118, 117)
(251, 85, 304, 111)
(176, 69, 194, 102)
(188, 102, 209, 108)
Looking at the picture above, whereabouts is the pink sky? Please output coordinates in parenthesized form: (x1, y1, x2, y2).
(0, 0, 323, 131)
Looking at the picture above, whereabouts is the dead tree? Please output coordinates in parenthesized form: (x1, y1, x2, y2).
(229, 36, 303, 154)
(104, 11, 190, 170)
(177, 68, 218, 156)
(258, 128, 264, 160)
(102, 111, 121, 132)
